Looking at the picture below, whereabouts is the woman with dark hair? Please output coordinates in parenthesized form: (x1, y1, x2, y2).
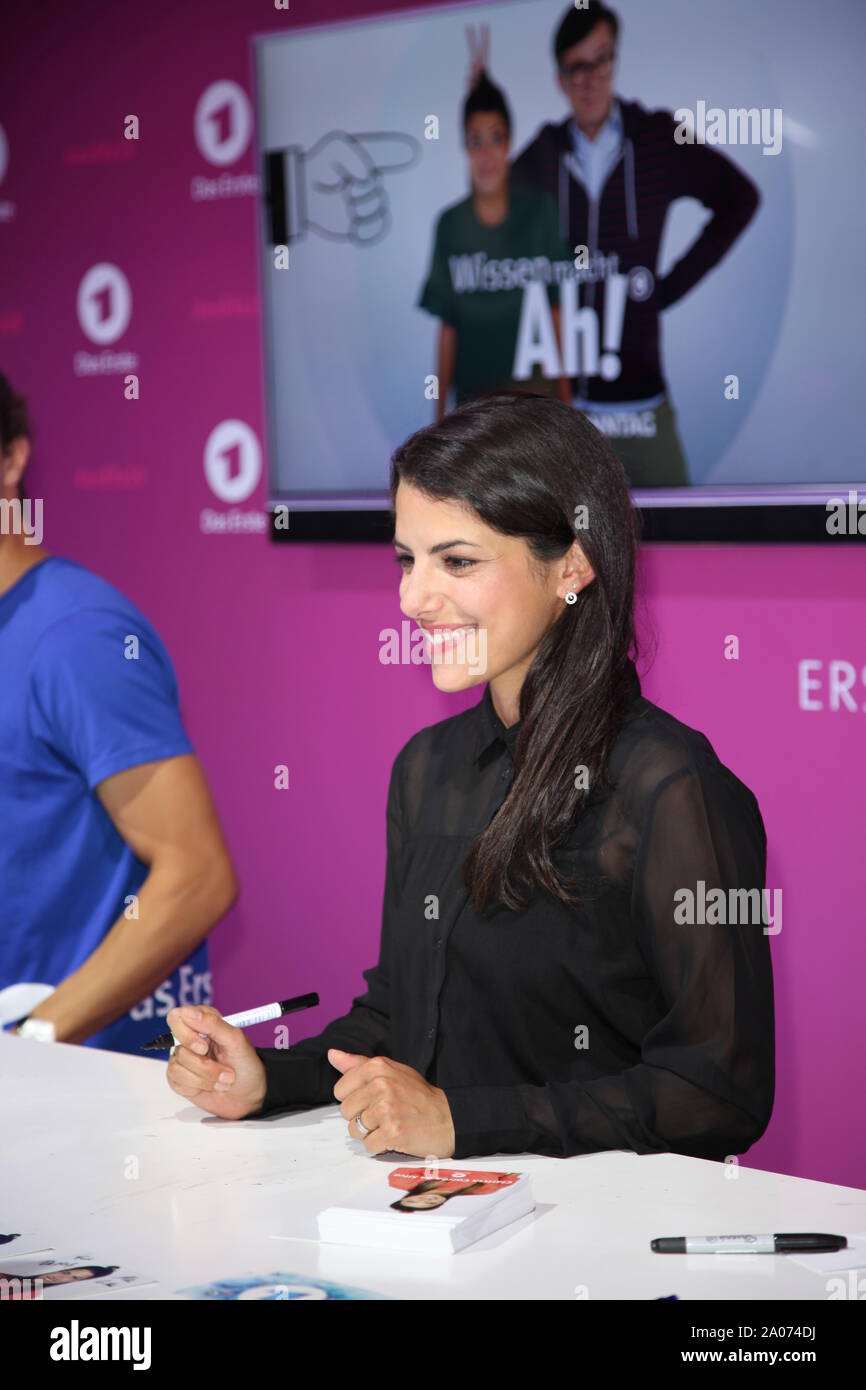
(390, 1179, 489, 1212)
(167, 391, 774, 1166)
(389, 1169, 519, 1211)
(0, 1264, 119, 1298)
(417, 41, 573, 417)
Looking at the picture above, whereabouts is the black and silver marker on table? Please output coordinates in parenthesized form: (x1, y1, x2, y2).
(651, 1232, 847, 1254)
(141, 991, 319, 1051)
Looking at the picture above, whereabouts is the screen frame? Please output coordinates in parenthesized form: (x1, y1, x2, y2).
(252, 4, 866, 547)
(267, 502, 866, 545)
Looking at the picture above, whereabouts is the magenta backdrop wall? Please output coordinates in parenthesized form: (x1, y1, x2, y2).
(2, 0, 863, 1188)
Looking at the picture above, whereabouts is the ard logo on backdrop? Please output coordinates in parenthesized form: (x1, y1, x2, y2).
(72, 263, 144, 492)
(202, 420, 266, 535)
(192, 79, 257, 200)
(74, 263, 134, 361)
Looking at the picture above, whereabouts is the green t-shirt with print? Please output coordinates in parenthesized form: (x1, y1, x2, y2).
(418, 186, 571, 404)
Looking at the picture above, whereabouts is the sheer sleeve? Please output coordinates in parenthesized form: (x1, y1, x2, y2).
(443, 759, 775, 1160)
(251, 754, 405, 1116)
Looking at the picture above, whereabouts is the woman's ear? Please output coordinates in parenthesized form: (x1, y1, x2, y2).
(557, 541, 595, 600)
(2, 436, 30, 492)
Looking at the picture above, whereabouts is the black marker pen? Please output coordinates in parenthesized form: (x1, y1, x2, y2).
(652, 1232, 846, 1254)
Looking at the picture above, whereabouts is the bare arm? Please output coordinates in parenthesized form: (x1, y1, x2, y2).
(23, 754, 238, 1044)
(435, 321, 457, 420)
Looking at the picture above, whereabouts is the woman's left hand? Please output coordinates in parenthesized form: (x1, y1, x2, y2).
(329, 1049, 456, 1157)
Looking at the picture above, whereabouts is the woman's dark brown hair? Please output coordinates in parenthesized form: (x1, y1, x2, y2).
(389, 390, 644, 913)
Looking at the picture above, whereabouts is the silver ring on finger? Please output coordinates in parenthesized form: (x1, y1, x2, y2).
(355, 1111, 372, 1137)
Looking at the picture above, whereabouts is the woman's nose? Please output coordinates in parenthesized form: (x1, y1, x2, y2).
(401, 565, 438, 616)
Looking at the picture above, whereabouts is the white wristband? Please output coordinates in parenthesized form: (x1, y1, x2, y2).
(17, 1017, 57, 1042)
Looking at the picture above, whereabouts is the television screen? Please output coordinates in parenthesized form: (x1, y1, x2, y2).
(253, 0, 866, 529)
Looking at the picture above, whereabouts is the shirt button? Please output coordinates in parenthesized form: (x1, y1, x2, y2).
(433, 938, 441, 949)
(427, 1028, 435, 1040)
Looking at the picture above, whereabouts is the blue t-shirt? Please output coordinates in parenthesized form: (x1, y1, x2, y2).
(0, 555, 211, 1054)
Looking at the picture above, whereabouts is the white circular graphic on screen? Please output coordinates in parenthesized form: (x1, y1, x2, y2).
(194, 81, 252, 166)
(76, 264, 132, 344)
(237, 1283, 328, 1300)
(0, 124, 8, 185)
(627, 266, 655, 302)
(204, 420, 262, 502)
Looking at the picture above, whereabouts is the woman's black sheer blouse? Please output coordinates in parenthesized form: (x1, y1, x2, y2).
(254, 662, 775, 1161)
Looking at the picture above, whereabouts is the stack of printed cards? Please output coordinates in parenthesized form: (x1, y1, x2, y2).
(317, 1166, 535, 1255)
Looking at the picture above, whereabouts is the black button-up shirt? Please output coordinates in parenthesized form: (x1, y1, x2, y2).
(254, 661, 774, 1161)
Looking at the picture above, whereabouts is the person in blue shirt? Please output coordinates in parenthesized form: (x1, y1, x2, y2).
(0, 372, 238, 1053)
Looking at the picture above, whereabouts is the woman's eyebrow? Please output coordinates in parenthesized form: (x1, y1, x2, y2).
(393, 538, 482, 554)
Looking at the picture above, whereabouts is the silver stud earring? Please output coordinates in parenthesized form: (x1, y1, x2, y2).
(565, 589, 578, 605)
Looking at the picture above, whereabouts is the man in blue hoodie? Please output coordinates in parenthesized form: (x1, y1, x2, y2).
(511, 2, 760, 486)
(0, 373, 238, 1053)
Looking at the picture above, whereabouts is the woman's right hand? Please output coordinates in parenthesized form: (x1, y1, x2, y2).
(165, 1004, 267, 1120)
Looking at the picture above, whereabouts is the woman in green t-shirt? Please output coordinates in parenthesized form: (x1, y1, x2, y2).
(418, 67, 573, 419)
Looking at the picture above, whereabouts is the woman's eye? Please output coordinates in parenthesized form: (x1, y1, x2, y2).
(393, 555, 476, 572)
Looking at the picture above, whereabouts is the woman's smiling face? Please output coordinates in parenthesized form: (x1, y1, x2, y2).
(393, 481, 593, 715)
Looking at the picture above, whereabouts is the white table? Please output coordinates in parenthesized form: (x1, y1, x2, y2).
(3, 1033, 863, 1300)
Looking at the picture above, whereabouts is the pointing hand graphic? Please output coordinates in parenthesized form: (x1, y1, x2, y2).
(274, 131, 421, 247)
